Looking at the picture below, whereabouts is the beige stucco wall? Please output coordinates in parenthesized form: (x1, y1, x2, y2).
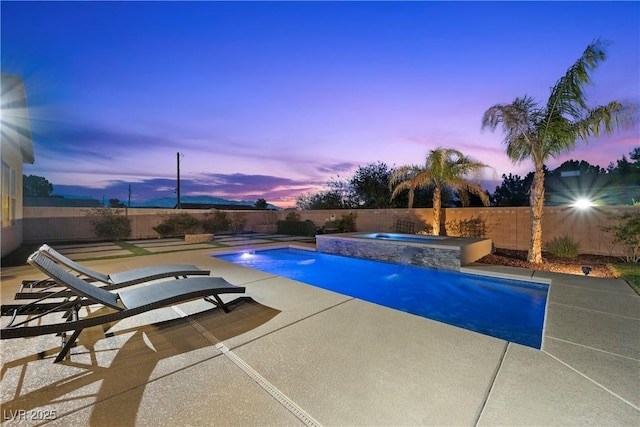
(19, 205, 639, 257)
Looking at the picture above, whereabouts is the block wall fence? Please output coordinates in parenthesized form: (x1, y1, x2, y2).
(21, 205, 639, 257)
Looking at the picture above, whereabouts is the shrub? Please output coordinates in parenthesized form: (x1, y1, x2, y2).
(228, 212, 247, 234)
(602, 212, 640, 262)
(445, 216, 487, 238)
(285, 211, 301, 221)
(277, 219, 316, 236)
(546, 235, 580, 258)
(260, 210, 280, 225)
(337, 212, 358, 232)
(416, 227, 433, 236)
(85, 208, 131, 241)
(201, 210, 230, 233)
(153, 213, 200, 238)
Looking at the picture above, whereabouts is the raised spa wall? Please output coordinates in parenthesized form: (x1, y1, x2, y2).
(316, 233, 493, 271)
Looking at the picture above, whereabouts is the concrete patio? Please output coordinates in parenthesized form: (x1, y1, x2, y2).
(1, 237, 638, 426)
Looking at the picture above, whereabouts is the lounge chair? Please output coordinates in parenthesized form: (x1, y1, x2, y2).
(1, 252, 245, 363)
(17, 244, 210, 298)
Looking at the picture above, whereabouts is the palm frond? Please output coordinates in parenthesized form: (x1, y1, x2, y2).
(389, 165, 420, 188)
(482, 97, 541, 164)
(573, 101, 638, 141)
(544, 39, 609, 127)
(389, 180, 414, 200)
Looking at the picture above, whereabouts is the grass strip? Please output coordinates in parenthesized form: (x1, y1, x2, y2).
(113, 241, 153, 256)
(610, 262, 640, 293)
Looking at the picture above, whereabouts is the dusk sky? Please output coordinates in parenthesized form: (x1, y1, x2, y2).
(2, 1, 639, 208)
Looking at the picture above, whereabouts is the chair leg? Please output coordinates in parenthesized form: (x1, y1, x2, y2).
(55, 329, 83, 363)
(204, 295, 230, 313)
(55, 303, 82, 363)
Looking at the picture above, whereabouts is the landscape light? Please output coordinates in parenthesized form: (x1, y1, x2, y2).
(571, 197, 595, 210)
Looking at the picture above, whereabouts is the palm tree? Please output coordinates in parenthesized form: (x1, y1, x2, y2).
(390, 147, 489, 235)
(482, 39, 636, 264)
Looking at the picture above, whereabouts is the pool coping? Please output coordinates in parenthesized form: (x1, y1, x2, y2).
(216, 244, 551, 349)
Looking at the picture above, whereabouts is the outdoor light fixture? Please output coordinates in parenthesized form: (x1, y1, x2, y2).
(582, 266, 592, 276)
(571, 197, 596, 209)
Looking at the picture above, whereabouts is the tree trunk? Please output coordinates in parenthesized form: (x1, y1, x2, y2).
(528, 166, 545, 263)
(432, 186, 441, 236)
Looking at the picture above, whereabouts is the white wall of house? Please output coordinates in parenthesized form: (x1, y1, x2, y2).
(1, 74, 34, 257)
(1, 144, 26, 256)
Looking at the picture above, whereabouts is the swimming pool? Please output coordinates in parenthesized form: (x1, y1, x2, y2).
(216, 248, 548, 349)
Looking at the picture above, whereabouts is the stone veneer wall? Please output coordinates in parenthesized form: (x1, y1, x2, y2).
(316, 235, 461, 270)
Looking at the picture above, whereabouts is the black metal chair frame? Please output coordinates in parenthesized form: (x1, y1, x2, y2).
(1, 252, 245, 363)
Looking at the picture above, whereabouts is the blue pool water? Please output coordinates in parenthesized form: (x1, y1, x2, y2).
(216, 248, 548, 348)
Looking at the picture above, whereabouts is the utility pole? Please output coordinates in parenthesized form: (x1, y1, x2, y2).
(128, 184, 132, 208)
(176, 152, 181, 209)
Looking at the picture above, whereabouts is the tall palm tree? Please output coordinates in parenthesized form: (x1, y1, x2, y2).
(390, 147, 489, 235)
(482, 39, 636, 264)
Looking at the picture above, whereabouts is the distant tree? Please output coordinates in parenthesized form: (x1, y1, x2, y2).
(608, 147, 640, 182)
(390, 147, 489, 235)
(547, 160, 607, 178)
(23, 175, 53, 197)
(482, 39, 636, 263)
(296, 176, 356, 210)
(108, 198, 126, 208)
(491, 173, 534, 206)
(458, 189, 492, 207)
(603, 147, 640, 203)
(297, 190, 345, 210)
(254, 198, 268, 209)
(349, 161, 395, 208)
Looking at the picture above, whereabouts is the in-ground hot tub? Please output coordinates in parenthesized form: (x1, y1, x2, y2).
(356, 232, 447, 243)
(316, 232, 492, 271)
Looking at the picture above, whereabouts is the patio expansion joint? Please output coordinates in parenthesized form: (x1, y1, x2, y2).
(549, 301, 640, 321)
(542, 347, 640, 411)
(473, 340, 509, 427)
(545, 336, 640, 362)
(171, 305, 323, 427)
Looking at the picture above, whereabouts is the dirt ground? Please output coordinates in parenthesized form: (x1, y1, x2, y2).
(477, 248, 619, 278)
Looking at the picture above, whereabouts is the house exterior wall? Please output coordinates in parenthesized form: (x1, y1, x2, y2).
(20, 205, 639, 257)
(1, 142, 26, 256)
(1, 74, 35, 258)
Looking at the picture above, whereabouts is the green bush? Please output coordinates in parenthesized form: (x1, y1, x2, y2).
(546, 235, 580, 258)
(337, 212, 358, 232)
(201, 210, 231, 233)
(85, 208, 131, 241)
(277, 220, 315, 236)
(153, 213, 200, 238)
(260, 210, 280, 225)
(602, 212, 640, 262)
(445, 216, 487, 238)
(228, 212, 247, 234)
(285, 211, 301, 221)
